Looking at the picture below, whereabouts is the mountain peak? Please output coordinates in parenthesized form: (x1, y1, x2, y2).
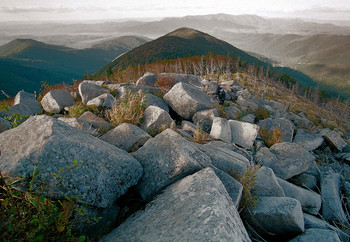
(165, 27, 207, 39)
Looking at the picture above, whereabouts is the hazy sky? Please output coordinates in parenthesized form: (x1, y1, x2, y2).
(1, 0, 350, 22)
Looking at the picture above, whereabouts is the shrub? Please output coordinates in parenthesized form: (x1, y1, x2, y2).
(253, 107, 270, 121)
(66, 103, 101, 118)
(191, 125, 208, 144)
(259, 126, 284, 148)
(0, 98, 14, 111)
(106, 90, 146, 127)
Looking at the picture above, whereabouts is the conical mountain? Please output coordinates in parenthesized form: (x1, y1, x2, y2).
(94, 27, 267, 77)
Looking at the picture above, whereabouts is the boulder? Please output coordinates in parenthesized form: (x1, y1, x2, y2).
(156, 73, 202, 89)
(78, 111, 113, 132)
(258, 118, 295, 142)
(194, 143, 248, 178)
(288, 113, 316, 131)
(255, 143, 315, 179)
(163, 82, 217, 120)
(243, 196, 304, 237)
(210, 117, 231, 142)
(130, 85, 162, 95)
(236, 96, 258, 111)
(132, 129, 211, 200)
(205, 140, 252, 163)
(192, 108, 219, 132)
(78, 82, 110, 104)
(320, 167, 349, 224)
(320, 129, 347, 152)
(100, 123, 151, 152)
(240, 114, 255, 124)
(100, 168, 251, 242)
(290, 228, 341, 242)
(224, 106, 241, 119)
(180, 120, 197, 133)
(86, 93, 115, 108)
(0, 115, 142, 208)
(303, 213, 349, 242)
(345, 181, 350, 213)
(140, 106, 173, 132)
(57, 117, 99, 136)
(211, 166, 243, 208)
(229, 120, 259, 149)
(136, 72, 157, 86)
(0, 117, 11, 133)
(0, 91, 42, 117)
(290, 173, 318, 191)
(205, 81, 220, 95)
(253, 166, 285, 197)
(143, 93, 169, 112)
(41, 89, 76, 113)
(293, 129, 324, 151)
(277, 178, 321, 215)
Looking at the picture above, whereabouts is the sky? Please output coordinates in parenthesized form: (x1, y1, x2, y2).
(1, 0, 350, 22)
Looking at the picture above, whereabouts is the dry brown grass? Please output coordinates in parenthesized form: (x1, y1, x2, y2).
(106, 90, 146, 127)
(191, 125, 208, 144)
(259, 126, 284, 148)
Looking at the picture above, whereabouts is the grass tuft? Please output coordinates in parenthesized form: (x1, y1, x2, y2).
(191, 125, 208, 144)
(259, 126, 284, 148)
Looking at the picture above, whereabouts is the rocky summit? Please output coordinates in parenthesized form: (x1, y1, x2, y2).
(1, 72, 350, 241)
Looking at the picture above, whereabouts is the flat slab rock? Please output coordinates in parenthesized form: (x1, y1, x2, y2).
(255, 142, 315, 179)
(0, 115, 143, 208)
(101, 168, 251, 242)
(320, 128, 347, 152)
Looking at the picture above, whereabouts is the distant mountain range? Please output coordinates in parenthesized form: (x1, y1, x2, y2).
(1, 13, 350, 96)
(0, 36, 149, 97)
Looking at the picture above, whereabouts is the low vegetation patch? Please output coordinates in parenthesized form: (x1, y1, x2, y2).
(66, 103, 102, 118)
(106, 90, 146, 127)
(0, 167, 86, 241)
(236, 165, 261, 212)
(191, 125, 208, 144)
(4, 113, 28, 128)
(253, 107, 270, 121)
(259, 126, 284, 148)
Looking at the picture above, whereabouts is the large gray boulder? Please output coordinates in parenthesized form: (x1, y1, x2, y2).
(192, 108, 219, 132)
(229, 120, 259, 149)
(136, 72, 157, 86)
(140, 105, 173, 132)
(277, 178, 321, 215)
(320, 167, 349, 224)
(236, 96, 258, 111)
(290, 173, 318, 191)
(303, 213, 349, 242)
(210, 117, 232, 142)
(0, 115, 143, 208)
(163, 82, 217, 120)
(255, 143, 315, 179)
(293, 129, 324, 151)
(143, 93, 169, 113)
(244, 196, 304, 237)
(0, 117, 11, 133)
(78, 82, 110, 104)
(100, 123, 151, 152)
(86, 93, 115, 108)
(290, 228, 341, 242)
(253, 166, 285, 197)
(258, 118, 295, 142)
(41, 89, 76, 113)
(78, 111, 113, 133)
(0, 91, 42, 117)
(101, 168, 251, 242)
(320, 129, 347, 152)
(132, 129, 211, 200)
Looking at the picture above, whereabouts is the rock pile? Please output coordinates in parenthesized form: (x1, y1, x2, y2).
(1, 72, 349, 241)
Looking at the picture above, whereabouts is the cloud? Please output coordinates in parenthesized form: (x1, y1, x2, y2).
(0, 6, 74, 14)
